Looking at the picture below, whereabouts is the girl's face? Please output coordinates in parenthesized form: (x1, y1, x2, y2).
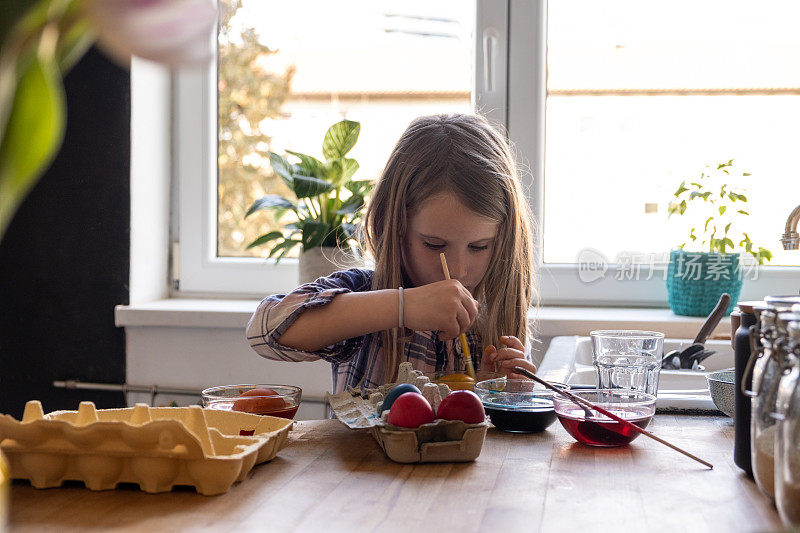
(402, 193, 499, 294)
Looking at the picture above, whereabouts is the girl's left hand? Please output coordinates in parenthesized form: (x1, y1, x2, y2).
(482, 335, 537, 379)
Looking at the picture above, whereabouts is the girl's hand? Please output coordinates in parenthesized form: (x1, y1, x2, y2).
(483, 335, 537, 378)
(403, 280, 478, 340)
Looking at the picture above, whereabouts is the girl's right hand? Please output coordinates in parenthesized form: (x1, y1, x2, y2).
(403, 280, 478, 339)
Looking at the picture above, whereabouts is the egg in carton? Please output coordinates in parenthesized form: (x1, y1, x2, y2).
(327, 363, 488, 463)
(368, 362, 451, 414)
(0, 400, 292, 495)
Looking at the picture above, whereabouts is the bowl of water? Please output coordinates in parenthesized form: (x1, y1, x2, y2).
(474, 379, 566, 433)
(553, 389, 656, 446)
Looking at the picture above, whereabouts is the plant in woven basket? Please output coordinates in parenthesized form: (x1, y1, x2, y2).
(665, 160, 772, 316)
(668, 159, 772, 265)
(244, 120, 373, 262)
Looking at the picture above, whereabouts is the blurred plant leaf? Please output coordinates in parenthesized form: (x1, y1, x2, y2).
(325, 159, 343, 185)
(673, 181, 688, 197)
(245, 195, 297, 218)
(55, 5, 94, 74)
(345, 179, 373, 196)
(292, 174, 334, 199)
(302, 220, 330, 249)
(322, 120, 360, 161)
(287, 150, 324, 177)
(246, 230, 283, 250)
(0, 54, 65, 240)
(335, 194, 364, 215)
(268, 152, 294, 189)
(340, 157, 359, 182)
(268, 238, 301, 262)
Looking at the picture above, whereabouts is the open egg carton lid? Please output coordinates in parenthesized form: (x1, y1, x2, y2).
(326, 363, 488, 463)
(0, 400, 292, 495)
(327, 362, 453, 430)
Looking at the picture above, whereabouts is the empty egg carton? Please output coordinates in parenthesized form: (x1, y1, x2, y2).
(0, 401, 292, 495)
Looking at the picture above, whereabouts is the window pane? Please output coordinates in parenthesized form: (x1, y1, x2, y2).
(544, 0, 800, 267)
(218, 0, 475, 258)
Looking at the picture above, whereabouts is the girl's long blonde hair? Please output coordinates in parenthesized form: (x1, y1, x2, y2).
(364, 114, 537, 383)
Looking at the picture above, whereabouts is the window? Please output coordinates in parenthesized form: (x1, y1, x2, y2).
(175, 0, 506, 296)
(217, 0, 477, 259)
(173, 0, 799, 302)
(543, 1, 800, 269)
(507, 1, 799, 305)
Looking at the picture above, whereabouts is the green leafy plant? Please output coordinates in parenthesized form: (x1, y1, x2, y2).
(245, 120, 374, 261)
(668, 159, 772, 265)
(0, 0, 216, 242)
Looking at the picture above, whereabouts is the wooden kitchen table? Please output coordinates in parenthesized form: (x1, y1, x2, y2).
(8, 415, 782, 533)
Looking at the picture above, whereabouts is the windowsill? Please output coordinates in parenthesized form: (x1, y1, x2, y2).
(115, 299, 731, 339)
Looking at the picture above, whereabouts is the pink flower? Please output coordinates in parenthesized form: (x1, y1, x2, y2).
(85, 0, 218, 66)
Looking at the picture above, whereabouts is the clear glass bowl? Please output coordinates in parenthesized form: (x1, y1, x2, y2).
(201, 384, 302, 419)
(474, 378, 566, 433)
(552, 389, 656, 447)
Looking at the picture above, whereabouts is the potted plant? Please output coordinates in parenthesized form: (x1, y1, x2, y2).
(245, 120, 373, 283)
(666, 160, 773, 316)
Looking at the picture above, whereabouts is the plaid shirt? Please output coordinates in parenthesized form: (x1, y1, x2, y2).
(246, 268, 489, 394)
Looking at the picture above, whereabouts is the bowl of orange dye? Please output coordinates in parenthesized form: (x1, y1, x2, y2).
(201, 384, 301, 419)
(423, 371, 504, 392)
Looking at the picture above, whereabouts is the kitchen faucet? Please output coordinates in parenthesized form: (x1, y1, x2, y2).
(782, 204, 800, 250)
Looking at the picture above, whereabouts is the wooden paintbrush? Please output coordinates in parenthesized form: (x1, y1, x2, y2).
(513, 366, 713, 469)
(439, 253, 477, 380)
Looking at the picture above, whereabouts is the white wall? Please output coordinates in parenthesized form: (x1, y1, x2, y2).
(125, 325, 331, 419)
(129, 57, 171, 304)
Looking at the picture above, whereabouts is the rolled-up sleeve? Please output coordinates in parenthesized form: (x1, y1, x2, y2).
(246, 268, 372, 364)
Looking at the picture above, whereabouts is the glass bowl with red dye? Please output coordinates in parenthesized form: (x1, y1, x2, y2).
(201, 384, 302, 419)
(553, 389, 656, 447)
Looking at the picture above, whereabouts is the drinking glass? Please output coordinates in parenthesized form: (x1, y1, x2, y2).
(590, 330, 664, 396)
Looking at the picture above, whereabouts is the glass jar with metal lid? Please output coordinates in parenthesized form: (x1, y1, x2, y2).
(774, 316, 800, 527)
(749, 297, 798, 500)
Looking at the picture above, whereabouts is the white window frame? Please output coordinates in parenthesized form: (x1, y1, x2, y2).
(173, 0, 509, 297)
(171, 0, 798, 302)
(506, 0, 798, 306)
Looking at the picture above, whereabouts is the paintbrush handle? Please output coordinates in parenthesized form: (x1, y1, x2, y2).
(440, 253, 477, 379)
(512, 366, 713, 470)
(460, 334, 476, 378)
(569, 391, 714, 470)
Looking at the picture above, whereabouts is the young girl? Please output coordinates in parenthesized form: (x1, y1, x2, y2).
(246, 113, 537, 393)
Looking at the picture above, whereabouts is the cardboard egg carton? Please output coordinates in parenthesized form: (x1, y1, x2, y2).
(327, 363, 488, 464)
(0, 400, 292, 495)
(370, 418, 488, 464)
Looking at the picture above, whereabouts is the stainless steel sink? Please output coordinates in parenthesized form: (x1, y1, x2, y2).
(538, 336, 734, 412)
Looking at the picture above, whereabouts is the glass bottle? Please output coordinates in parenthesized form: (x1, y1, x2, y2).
(734, 303, 759, 475)
(751, 299, 795, 500)
(775, 319, 800, 528)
